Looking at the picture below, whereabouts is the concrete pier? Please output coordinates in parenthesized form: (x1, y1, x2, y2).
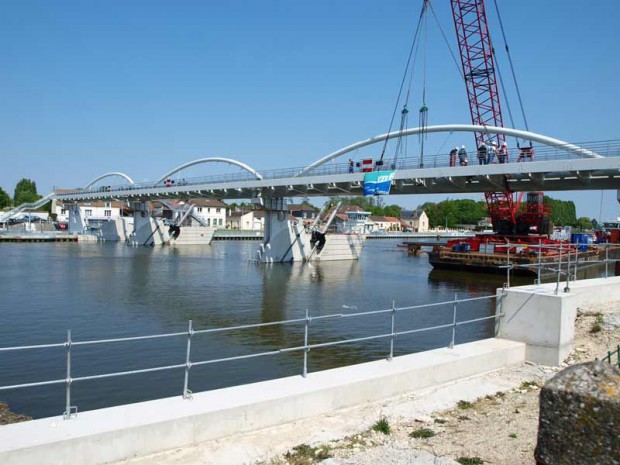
(497, 276, 620, 365)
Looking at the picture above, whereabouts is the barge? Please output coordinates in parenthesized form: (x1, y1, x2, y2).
(427, 235, 618, 277)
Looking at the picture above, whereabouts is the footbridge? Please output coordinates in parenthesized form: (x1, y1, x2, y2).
(51, 125, 619, 203)
(4, 124, 618, 263)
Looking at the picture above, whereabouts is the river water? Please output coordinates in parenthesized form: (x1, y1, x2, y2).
(0, 239, 511, 419)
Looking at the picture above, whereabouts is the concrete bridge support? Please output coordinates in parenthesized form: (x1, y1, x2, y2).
(67, 204, 86, 233)
(257, 198, 309, 263)
(130, 202, 170, 246)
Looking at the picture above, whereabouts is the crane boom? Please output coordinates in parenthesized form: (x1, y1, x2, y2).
(450, 0, 517, 233)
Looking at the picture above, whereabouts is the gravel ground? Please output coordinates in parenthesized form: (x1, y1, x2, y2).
(268, 300, 619, 465)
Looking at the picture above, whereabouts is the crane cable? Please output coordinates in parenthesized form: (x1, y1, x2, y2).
(418, 3, 429, 168)
(427, 1, 462, 79)
(379, 1, 428, 163)
(492, 0, 530, 136)
(393, 32, 423, 169)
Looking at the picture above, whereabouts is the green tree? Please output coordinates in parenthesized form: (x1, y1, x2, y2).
(543, 196, 577, 227)
(13, 179, 41, 206)
(576, 217, 593, 231)
(418, 199, 487, 228)
(0, 187, 11, 208)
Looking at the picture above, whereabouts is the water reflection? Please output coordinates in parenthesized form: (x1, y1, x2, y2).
(1, 240, 500, 418)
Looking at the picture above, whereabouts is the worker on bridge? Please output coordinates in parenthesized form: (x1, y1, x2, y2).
(458, 145, 468, 166)
(489, 141, 498, 164)
(477, 143, 487, 165)
(449, 147, 458, 167)
(498, 142, 508, 163)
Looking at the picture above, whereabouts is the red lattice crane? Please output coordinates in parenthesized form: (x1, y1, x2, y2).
(450, 0, 545, 235)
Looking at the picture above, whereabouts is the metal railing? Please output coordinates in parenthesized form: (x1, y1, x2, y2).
(497, 241, 619, 293)
(53, 139, 620, 196)
(0, 293, 500, 419)
(599, 345, 620, 368)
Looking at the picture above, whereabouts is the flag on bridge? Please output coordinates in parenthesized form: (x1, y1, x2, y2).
(363, 170, 396, 196)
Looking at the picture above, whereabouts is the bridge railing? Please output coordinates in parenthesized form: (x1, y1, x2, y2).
(0, 293, 499, 419)
(53, 139, 620, 196)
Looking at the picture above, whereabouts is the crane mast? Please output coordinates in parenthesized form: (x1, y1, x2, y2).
(450, 0, 517, 234)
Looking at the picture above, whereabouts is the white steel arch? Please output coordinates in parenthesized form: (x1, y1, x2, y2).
(297, 124, 602, 176)
(157, 157, 263, 182)
(84, 172, 135, 189)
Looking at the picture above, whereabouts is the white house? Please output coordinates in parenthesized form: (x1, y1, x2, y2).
(226, 210, 265, 231)
(401, 209, 429, 232)
(187, 199, 227, 228)
(53, 200, 125, 226)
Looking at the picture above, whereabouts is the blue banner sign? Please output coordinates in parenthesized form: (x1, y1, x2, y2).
(363, 170, 395, 196)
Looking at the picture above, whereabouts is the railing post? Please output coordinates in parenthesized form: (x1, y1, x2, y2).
(564, 246, 571, 293)
(388, 300, 396, 361)
(303, 309, 309, 378)
(506, 246, 511, 288)
(537, 239, 542, 284)
(605, 242, 609, 278)
(574, 247, 579, 281)
(63, 329, 75, 420)
(183, 320, 193, 399)
(555, 245, 563, 295)
(449, 293, 457, 349)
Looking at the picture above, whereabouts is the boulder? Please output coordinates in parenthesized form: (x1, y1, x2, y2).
(535, 360, 620, 465)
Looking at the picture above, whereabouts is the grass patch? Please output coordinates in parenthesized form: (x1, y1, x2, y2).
(371, 417, 391, 435)
(433, 418, 447, 424)
(519, 381, 539, 390)
(595, 313, 604, 324)
(457, 457, 484, 465)
(283, 444, 331, 464)
(457, 400, 473, 409)
(509, 433, 517, 439)
(410, 428, 435, 439)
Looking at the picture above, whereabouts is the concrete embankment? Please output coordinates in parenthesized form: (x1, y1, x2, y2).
(0, 338, 524, 465)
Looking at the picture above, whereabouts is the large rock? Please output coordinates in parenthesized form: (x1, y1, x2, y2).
(535, 360, 620, 465)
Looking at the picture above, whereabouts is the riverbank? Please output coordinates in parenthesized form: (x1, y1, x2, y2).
(115, 300, 618, 465)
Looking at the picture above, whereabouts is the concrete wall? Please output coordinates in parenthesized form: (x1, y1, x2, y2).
(0, 338, 525, 465)
(311, 234, 364, 261)
(497, 276, 620, 365)
(171, 226, 216, 245)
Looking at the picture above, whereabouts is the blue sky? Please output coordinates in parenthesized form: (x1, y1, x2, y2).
(1, 0, 618, 220)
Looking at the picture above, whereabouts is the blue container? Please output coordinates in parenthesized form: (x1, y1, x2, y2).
(571, 233, 590, 252)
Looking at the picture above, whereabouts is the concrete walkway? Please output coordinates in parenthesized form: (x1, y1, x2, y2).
(117, 359, 548, 464)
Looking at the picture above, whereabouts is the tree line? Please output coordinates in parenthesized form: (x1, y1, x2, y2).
(328, 195, 595, 229)
(0, 179, 43, 209)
